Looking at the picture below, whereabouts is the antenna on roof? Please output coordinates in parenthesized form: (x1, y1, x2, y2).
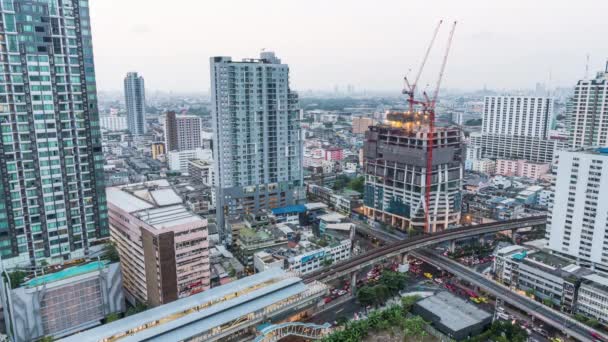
(585, 54, 590, 79)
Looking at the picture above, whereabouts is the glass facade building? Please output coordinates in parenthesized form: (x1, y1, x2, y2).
(0, 0, 108, 267)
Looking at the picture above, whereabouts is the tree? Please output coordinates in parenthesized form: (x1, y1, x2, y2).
(401, 295, 421, 313)
(347, 176, 365, 193)
(380, 271, 408, 294)
(38, 337, 54, 342)
(402, 316, 428, 341)
(525, 289, 535, 298)
(4, 270, 27, 289)
(105, 312, 120, 324)
(126, 302, 147, 316)
(356, 286, 376, 307)
(587, 318, 601, 328)
(542, 298, 553, 308)
(322, 257, 333, 267)
(373, 284, 391, 305)
(102, 242, 120, 262)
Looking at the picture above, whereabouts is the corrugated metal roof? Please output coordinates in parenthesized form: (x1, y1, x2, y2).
(61, 269, 304, 342)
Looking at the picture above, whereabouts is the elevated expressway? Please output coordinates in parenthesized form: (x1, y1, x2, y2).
(303, 216, 546, 284)
(413, 249, 608, 342)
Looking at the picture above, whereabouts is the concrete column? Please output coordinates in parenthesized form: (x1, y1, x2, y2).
(349, 223, 356, 241)
(479, 235, 486, 246)
(350, 272, 357, 296)
(511, 229, 517, 244)
(401, 253, 409, 265)
(449, 240, 457, 253)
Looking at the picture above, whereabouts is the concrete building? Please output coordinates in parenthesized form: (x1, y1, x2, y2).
(467, 96, 565, 165)
(168, 148, 213, 174)
(210, 52, 304, 243)
(495, 159, 550, 179)
(62, 268, 328, 342)
(164, 111, 203, 152)
(568, 65, 608, 148)
(412, 291, 492, 340)
(0, 0, 109, 268)
(352, 116, 376, 134)
(482, 96, 554, 139)
(151, 142, 165, 160)
(548, 148, 608, 274)
(469, 133, 566, 164)
(1, 261, 124, 342)
(106, 180, 210, 306)
(577, 274, 608, 324)
(188, 159, 215, 187)
(324, 147, 344, 161)
(363, 119, 463, 233)
(471, 158, 496, 175)
(493, 245, 593, 313)
(124, 72, 146, 135)
(100, 115, 128, 131)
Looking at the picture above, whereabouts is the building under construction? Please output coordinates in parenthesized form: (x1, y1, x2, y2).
(362, 114, 463, 233)
(363, 20, 461, 234)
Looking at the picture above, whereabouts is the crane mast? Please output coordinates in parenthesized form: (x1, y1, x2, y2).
(423, 21, 457, 233)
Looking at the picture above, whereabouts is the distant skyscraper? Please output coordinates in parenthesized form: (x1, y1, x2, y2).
(0, 0, 108, 267)
(482, 96, 553, 139)
(124, 72, 146, 135)
(164, 111, 202, 152)
(567, 65, 608, 148)
(547, 148, 608, 274)
(210, 52, 303, 243)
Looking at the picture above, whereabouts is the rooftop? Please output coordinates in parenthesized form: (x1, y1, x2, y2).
(133, 205, 206, 230)
(62, 268, 314, 342)
(23, 261, 109, 288)
(415, 291, 492, 332)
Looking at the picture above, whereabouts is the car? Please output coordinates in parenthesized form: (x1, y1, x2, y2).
(324, 297, 333, 304)
(338, 290, 347, 296)
(434, 278, 443, 284)
(496, 312, 510, 320)
(590, 332, 606, 341)
(424, 273, 433, 279)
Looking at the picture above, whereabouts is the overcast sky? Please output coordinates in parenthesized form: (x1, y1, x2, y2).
(89, 0, 608, 93)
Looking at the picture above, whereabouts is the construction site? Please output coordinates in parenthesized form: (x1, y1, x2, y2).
(362, 21, 464, 234)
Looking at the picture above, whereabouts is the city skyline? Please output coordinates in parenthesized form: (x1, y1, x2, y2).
(89, 0, 608, 93)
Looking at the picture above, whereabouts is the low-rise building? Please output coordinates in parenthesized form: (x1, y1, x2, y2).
(233, 226, 289, 271)
(412, 291, 492, 340)
(576, 274, 608, 324)
(471, 158, 496, 175)
(1, 261, 124, 342)
(168, 148, 212, 174)
(493, 245, 592, 313)
(495, 159, 551, 179)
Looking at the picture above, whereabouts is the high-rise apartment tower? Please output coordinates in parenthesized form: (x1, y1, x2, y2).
(124, 72, 146, 135)
(210, 52, 303, 243)
(0, 0, 108, 267)
(568, 65, 608, 148)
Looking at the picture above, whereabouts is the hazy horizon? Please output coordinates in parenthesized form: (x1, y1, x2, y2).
(90, 0, 608, 93)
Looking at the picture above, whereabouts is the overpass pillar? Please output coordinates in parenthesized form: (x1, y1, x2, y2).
(449, 240, 457, 253)
(349, 223, 356, 241)
(479, 235, 486, 246)
(350, 272, 357, 296)
(511, 229, 517, 244)
(401, 252, 409, 265)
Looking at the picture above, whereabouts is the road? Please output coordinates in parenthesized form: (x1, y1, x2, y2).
(351, 217, 407, 243)
(412, 249, 607, 342)
(304, 216, 547, 283)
